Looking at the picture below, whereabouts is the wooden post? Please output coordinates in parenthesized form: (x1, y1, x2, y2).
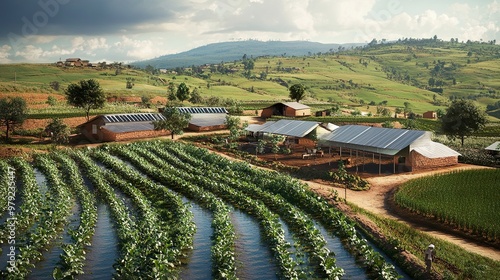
(379, 153, 382, 175)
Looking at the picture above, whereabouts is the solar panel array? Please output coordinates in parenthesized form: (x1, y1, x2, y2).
(177, 107, 228, 114)
(103, 113, 165, 123)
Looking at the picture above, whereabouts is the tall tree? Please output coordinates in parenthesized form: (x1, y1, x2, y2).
(65, 79, 106, 121)
(153, 106, 191, 139)
(176, 82, 190, 102)
(289, 84, 306, 102)
(441, 99, 487, 146)
(0, 97, 27, 141)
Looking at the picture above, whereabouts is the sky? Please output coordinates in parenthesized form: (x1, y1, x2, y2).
(0, 0, 498, 64)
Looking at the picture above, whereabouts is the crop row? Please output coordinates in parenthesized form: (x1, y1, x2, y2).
(96, 145, 238, 279)
(395, 169, 500, 241)
(144, 141, 343, 278)
(161, 141, 400, 279)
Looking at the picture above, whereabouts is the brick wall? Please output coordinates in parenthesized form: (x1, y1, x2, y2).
(114, 130, 170, 141)
(410, 151, 458, 170)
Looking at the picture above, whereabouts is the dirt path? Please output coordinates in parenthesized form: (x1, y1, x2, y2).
(305, 164, 500, 261)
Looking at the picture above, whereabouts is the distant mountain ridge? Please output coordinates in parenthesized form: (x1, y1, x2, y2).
(131, 40, 364, 69)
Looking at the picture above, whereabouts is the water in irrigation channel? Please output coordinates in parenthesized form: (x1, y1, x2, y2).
(80, 201, 120, 280)
(231, 209, 280, 280)
(179, 199, 213, 280)
(28, 202, 80, 280)
(0, 167, 47, 272)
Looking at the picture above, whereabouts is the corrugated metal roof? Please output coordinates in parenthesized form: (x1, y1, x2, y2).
(177, 107, 228, 114)
(319, 125, 427, 155)
(103, 122, 156, 133)
(103, 113, 165, 123)
(282, 102, 310, 110)
(485, 141, 500, 151)
(189, 114, 227, 127)
(246, 121, 276, 133)
(256, 119, 320, 138)
(412, 142, 461, 158)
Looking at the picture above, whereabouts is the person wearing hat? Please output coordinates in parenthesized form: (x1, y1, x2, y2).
(425, 244, 436, 274)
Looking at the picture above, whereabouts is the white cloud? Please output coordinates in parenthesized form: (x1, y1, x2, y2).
(15, 45, 44, 61)
(116, 36, 166, 61)
(0, 45, 12, 63)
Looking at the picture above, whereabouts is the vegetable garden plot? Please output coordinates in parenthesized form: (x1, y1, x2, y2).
(0, 141, 402, 279)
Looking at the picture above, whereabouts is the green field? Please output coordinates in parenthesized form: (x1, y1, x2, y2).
(0, 40, 498, 120)
(394, 169, 500, 241)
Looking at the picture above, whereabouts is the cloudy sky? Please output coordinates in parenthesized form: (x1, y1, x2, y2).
(0, 0, 498, 64)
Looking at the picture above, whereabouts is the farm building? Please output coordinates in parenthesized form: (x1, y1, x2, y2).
(485, 141, 500, 161)
(261, 102, 311, 118)
(319, 125, 460, 173)
(78, 113, 169, 143)
(79, 107, 229, 142)
(422, 111, 437, 119)
(177, 107, 228, 131)
(246, 119, 336, 146)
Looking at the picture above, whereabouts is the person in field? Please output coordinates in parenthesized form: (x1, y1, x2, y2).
(425, 244, 436, 274)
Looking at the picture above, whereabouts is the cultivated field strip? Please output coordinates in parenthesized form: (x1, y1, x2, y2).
(0, 141, 401, 279)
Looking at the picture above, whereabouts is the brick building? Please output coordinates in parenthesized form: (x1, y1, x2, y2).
(261, 102, 311, 118)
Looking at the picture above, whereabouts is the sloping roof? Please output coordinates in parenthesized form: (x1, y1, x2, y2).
(282, 102, 310, 110)
(103, 113, 165, 123)
(189, 114, 227, 128)
(177, 107, 228, 114)
(319, 125, 460, 157)
(412, 142, 461, 158)
(485, 141, 500, 151)
(103, 122, 156, 133)
(319, 125, 428, 155)
(246, 121, 276, 133)
(249, 119, 320, 138)
(95, 113, 166, 133)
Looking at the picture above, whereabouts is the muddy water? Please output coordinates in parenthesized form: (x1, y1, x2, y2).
(179, 200, 213, 280)
(80, 202, 119, 279)
(231, 209, 280, 280)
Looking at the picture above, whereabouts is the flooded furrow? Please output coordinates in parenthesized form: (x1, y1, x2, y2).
(179, 199, 213, 280)
(231, 209, 279, 280)
(80, 201, 119, 279)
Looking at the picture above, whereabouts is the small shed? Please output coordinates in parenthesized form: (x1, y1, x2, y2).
(78, 113, 168, 143)
(261, 102, 311, 118)
(422, 111, 437, 119)
(485, 141, 500, 161)
(177, 107, 229, 132)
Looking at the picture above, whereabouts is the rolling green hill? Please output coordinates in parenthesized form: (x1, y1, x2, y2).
(0, 39, 498, 120)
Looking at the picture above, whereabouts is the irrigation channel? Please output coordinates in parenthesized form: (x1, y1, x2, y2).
(0, 140, 407, 279)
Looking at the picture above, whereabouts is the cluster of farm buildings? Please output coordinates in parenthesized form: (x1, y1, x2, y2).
(77, 102, 467, 173)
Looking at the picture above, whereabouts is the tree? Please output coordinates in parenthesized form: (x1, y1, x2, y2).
(176, 82, 190, 102)
(189, 88, 203, 104)
(65, 79, 106, 121)
(0, 97, 27, 141)
(153, 106, 191, 139)
(45, 118, 70, 144)
(289, 84, 306, 102)
(440, 99, 487, 146)
(225, 115, 248, 146)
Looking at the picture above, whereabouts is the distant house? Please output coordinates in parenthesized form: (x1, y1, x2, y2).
(78, 113, 169, 143)
(261, 102, 311, 118)
(485, 141, 500, 162)
(65, 58, 82, 67)
(81, 60, 90, 67)
(422, 111, 437, 119)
